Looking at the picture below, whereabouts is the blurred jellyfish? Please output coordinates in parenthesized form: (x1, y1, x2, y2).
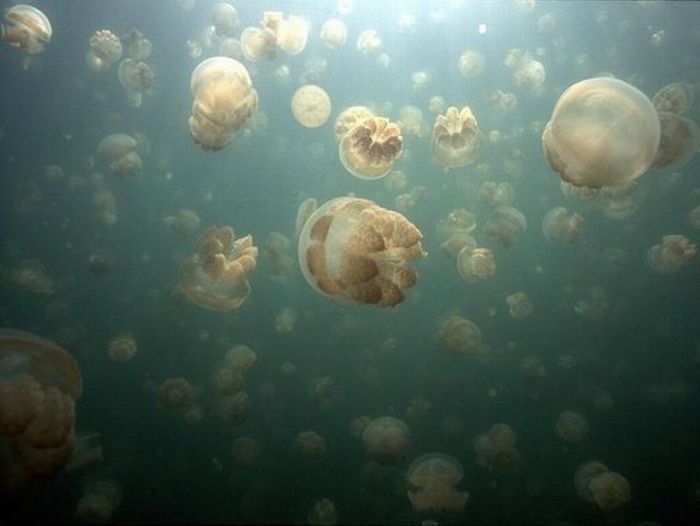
(320, 18, 347, 49)
(96, 133, 142, 178)
(117, 58, 155, 107)
(339, 117, 403, 179)
(122, 29, 152, 60)
(211, 3, 239, 37)
(188, 57, 257, 151)
(296, 198, 317, 238)
(86, 30, 122, 72)
(73, 479, 122, 524)
(362, 416, 410, 465)
(432, 106, 484, 168)
(291, 85, 332, 128)
(561, 180, 598, 201)
(156, 377, 198, 417)
(574, 461, 631, 513)
(555, 411, 588, 443)
(334, 106, 374, 141)
(86, 248, 115, 275)
(542, 207, 584, 243)
(652, 82, 697, 115)
(276, 15, 309, 55)
(456, 247, 495, 283)
(688, 206, 700, 230)
(457, 50, 485, 79)
(231, 436, 260, 468)
(297, 197, 424, 307)
(537, 12, 556, 33)
(11, 259, 54, 295)
(437, 209, 477, 245)
(513, 59, 546, 91)
(482, 206, 527, 248)
(488, 90, 518, 115)
(473, 423, 521, 477)
(164, 209, 201, 237)
(92, 188, 117, 226)
(240, 24, 277, 62)
(356, 29, 382, 56)
(411, 70, 430, 92)
(478, 181, 514, 208)
(217, 391, 249, 425)
(406, 453, 469, 513)
(600, 182, 641, 220)
(574, 287, 610, 321)
(438, 315, 482, 355)
(651, 112, 699, 170)
(240, 12, 308, 61)
(647, 235, 697, 274)
(542, 77, 661, 188)
(274, 308, 296, 333)
(1, 4, 52, 55)
(651, 29, 666, 48)
(506, 292, 532, 320)
(308, 498, 338, 526)
(294, 430, 327, 461)
(218, 37, 243, 60)
(395, 186, 426, 213)
(225, 344, 257, 375)
(428, 96, 446, 115)
(65, 432, 103, 475)
(398, 105, 426, 138)
(107, 333, 137, 363)
(299, 56, 328, 84)
(185, 39, 202, 59)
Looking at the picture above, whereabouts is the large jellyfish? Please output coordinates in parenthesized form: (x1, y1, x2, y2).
(291, 85, 332, 128)
(96, 133, 143, 178)
(542, 77, 661, 187)
(339, 117, 403, 179)
(180, 225, 258, 310)
(542, 207, 584, 243)
(297, 197, 425, 308)
(432, 106, 484, 168)
(1, 4, 52, 55)
(362, 416, 410, 464)
(86, 30, 122, 72)
(0, 329, 82, 495)
(651, 111, 699, 170)
(406, 453, 469, 513)
(574, 461, 631, 513)
(188, 57, 258, 151)
(646, 235, 696, 274)
(334, 106, 374, 141)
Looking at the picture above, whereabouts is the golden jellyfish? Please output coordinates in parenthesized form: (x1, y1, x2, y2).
(96, 133, 142, 178)
(294, 430, 327, 461)
(600, 182, 641, 220)
(513, 58, 546, 92)
(384, 170, 408, 195)
(456, 247, 495, 283)
(211, 3, 239, 37)
(406, 453, 469, 513)
(291, 85, 332, 128)
(296, 198, 317, 238)
(86, 30, 122, 72)
(438, 315, 482, 355)
(437, 209, 477, 243)
(212, 365, 244, 396)
(231, 436, 260, 468)
(506, 292, 532, 320)
(652, 82, 697, 115)
(411, 70, 430, 92)
(73, 479, 122, 524)
(0, 329, 82, 495)
(217, 391, 249, 425)
(164, 208, 201, 237)
(457, 49, 485, 79)
(320, 18, 347, 49)
(339, 117, 403, 179)
(482, 206, 527, 248)
(276, 15, 309, 55)
(122, 29, 151, 61)
(488, 90, 518, 115)
(334, 105, 374, 141)
(431, 106, 484, 168)
(428, 95, 445, 115)
(1, 4, 52, 55)
(574, 461, 631, 513)
(398, 105, 426, 138)
(689, 206, 700, 230)
(441, 232, 477, 261)
(542, 77, 661, 188)
(356, 29, 382, 56)
(240, 25, 277, 62)
(11, 259, 54, 295)
(156, 377, 197, 415)
(542, 207, 584, 244)
(297, 197, 425, 308)
(117, 58, 154, 107)
(473, 423, 521, 477)
(555, 410, 588, 443)
(646, 235, 697, 274)
(224, 344, 257, 375)
(652, 112, 699, 170)
(362, 416, 411, 465)
(107, 333, 137, 363)
(188, 57, 258, 151)
(478, 181, 515, 208)
(308, 498, 338, 526)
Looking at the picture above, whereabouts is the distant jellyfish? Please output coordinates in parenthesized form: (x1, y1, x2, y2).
(297, 197, 425, 308)
(11, 259, 54, 295)
(482, 206, 527, 248)
(457, 50, 485, 79)
(513, 58, 546, 91)
(217, 391, 249, 425)
(428, 96, 446, 115)
(73, 479, 122, 524)
(156, 377, 197, 417)
(506, 292, 532, 320)
(362, 416, 411, 464)
(652, 82, 696, 114)
(411, 70, 430, 92)
(164, 209, 201, 237)
(179, 226, 259, 310)
(1, 4, 52, 55)
(473, 423, 521, 477)
(432, 106, 484, 168)
(224, 344, 257, 375)
(308, 498, 338, 526)
(320, 18, 347, 49)
(291, 85, 332, 128)
(117, 58, 155, 107)
(555, 410, 588, 443)
(406, 453, 469, 513)
(339, 117, 403, 179)
(211, 3, 239, 37)
(646, 235, 697, 274)
(86, 30, 122, 72)
(122, 29, 152, 61)
(274, 308, 296, 333)
(107, 333, 137, 362)
(334, 106, 374, 141)
(65, 432, 104, 475)
(356, 29, 382, 56)
(231, 436, 260, 467)
(398, 105, 426, 138)
(488, 90, 518, 115)
(542, 207, 584, 243)
(574, 461, 631, 513)
(542, 77, 661, 188)
(688, 205, 700, 230)
(438, 315, 482, 355)
(96, 134, 143, 178)
(276, 15, 309, 55)
(478, 181, 514, 208)
(295, 430, 327, 461)
(600, 182, 641, 220)
(456, 247, 495, 283)
(651, 112, 699, 170)
(240, 25, 277, 62)
(384, 170, 408, 195)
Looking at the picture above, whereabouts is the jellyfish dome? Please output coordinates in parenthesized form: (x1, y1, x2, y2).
(2, 4, 52, 55)
(339, 117, 403, 179)
(291, 85, 332, 128)
(406, 453, 469, 513)
(432, 106, 484, 168)
(651, 111, 699, 170)
(362, 416, 411, 464)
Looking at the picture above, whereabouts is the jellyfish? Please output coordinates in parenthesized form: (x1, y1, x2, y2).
(156, 377, 197, 416)
(432, 106, 484, 168)
(555, 411, 588, 443)
(274, 308, 297, 333)
(560, 180, 598, 201)
(291, 85, 332, 128)
(441, 232, 477, 261)
(574, 461, 631, 513)
(406, 453, 469, 513)
(428, 96, 446, 115)
(646, 235, 697, 274)
(117, 58, 155, 107)
(86, 30, 122, 72)
(11, 259, 54, 295)
(542, 207, 584, 243)
(297, 197, 425, 308)
(73, 479, 122, 524)
(164, 209, 201, 237)
(482, 206, 527, 248)
(96, 133, 143, 178)
(299, 56, 328, 84)
(296, 198, 317, 238)
(92, 188, 117, 225)
(308, 498, 338, 526)
(398, 105, 426, 138)
(437, 209, 477, 244)
(185, 39, 203, 59)
(513, 58, 546, 92)
(362, 416, 410, 465)
(600, 182, 641, 220)
(689, 206, 700, 230)
(384, 170, 408, 195)
(339, 117, 403, 179)
(188, 57, 257, 151)
(240, 25, 278, 62)
(229, 436, 260, 468)
(506, 292, 532, 320)
(211, 3, 239, 37)
(320, 18, 347, 49)
(488, 90, 518, 115)
(456, 247, 494, 283)
(217, 391, 249, 424)
(651, 112, 699, 170)
(542, 77, 661, 187)
(334, 106, 374, 141)
(1, 4, 52, 55)
(65, 432, 103, 475)
(122, 29, 152, 61)
(652, 82, 697, 114)
(457, 50, 485, 79)
(276, 15, 309, 55)
(107, 333, 137, 363)
(438, 315, 482, 355)
(294, 430, 327, 461)
(356, 29, 382, 56)
(411, 70, 430, 92)
(0, 329, 82, 495)
(225, 344, 257, 374)
(473, 423, 521, 477)
(478, 181, 514, 208)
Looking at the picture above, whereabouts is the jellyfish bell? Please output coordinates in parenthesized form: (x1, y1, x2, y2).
(362, 416, 410, 464)
(211, 3, 239, 37)
(574, 461, 631, 513)
(334, 106, 374, 141)
(295, 197, 317, 238)
(240, 26, 277, 62)
(86, 30, 122, 72)
(646, 234, 697, 274)
(457, 49, 485, 79)
(122, 29, 152, 61)
(432, 106, 484, 168)
(651, 111, 699, 170)
(276, 15, 309, 55)
(438, 315, 482, 354)
(96, 133, 143, 178)
(356, 29, 382, 56)
(406, 453, 469, 513)
(542, 77, 661, 188)
(291, 85, 332, 128)
(320, 18, 347, 49)
(542, 207, 584, 243)
(555, 410, 588, 443)
(339, 117, 403, 179)
(652, 82, 696, 115)
(117, 58, 155, 107)
(2, 4, 52, 55)
(482, 206, 527, 248)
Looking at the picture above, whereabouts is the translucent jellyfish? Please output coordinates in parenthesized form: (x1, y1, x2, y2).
(560, 180, 598, 201)
(600, 182, 641, 220)
(431, 106, 484, 168)
(488, 90, 518, 115)
(93, 188, 117, 226)
(646, 235, 697, 274)
(164, 209, 201, 237)
(473, 423, 521, 477)
(542, 77, 661, 188)
(1, 4, 52, 55)
(542, 207, 584, 244)
(506, 292, 532, 320)
(297, 197, 424, 307)
(240, 25, 278, 63)
(384, 170, 408, 195)
(406, 453, 469, 513)
(185, 39, 202, 59)
(334, 106, 374, 141)
(225, 344, 257, 375)
(482, 206, 527, 248)
(299, 56, 328, 84)
(0, 329, 82, 495)
(356, 29, 382, 56)
(456, 247, 495, 283)
(574, 461, 631, 513)
(512, 57, 546, 92)
(437, 209, 477, 244)
(291, 85, 332, 128)
(362, 416, 410, 465)
(217, 391, 249, 425)
(156, 378, 197, 416)
(411, 70, 430, 92)
(276, 15, 309, 55)
(320, 18, 347, 49)
(398, 105, 426, 138)
(689, 206, 700, 230)
(11, 259, 54, 295)
(96, 133, 142, 178)
(652, 82, 697, 115)
(73, 479, 122, 523)
(122, 29, 152, 61)
(274, 308, 296, 333)
(478, 181, 514, 208)
(428, 96, 446, 115)
(211, 3, 239, 37)
(107, 333, 137, 363)
(188, 57, 258, 151)
(457, 50, 485, 79)
(117, 58, 155, 107)
(555, 410, 588, 443)
(65, 432, 103, 475)
(180, 226, 258, 310)
(294, 430, 327, 461)
(339, 117, 403, 179)
(86, 30, 122, 72)
(441, 232, 477, 261)
(438, 315, 482, 355)
(308, 498, 338, 526)
(651, 112, 700, 170)
(296, 198, 317, 238)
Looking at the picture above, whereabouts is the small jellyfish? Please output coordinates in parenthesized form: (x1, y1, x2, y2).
(513, 58, 546, 92)
(339, 117, 403, 179)
(1, 4, 52, 55)
(274, 308, 296, 333)
(334, 106, 374, 141)
(11, 259, 54, 295)
(86, 30, 122, 72)
(308, 498, 338, 526)
(652, 82, 697, 115)
(406, 453, 469, 513)
(398, 105, 426, 138)
(217, 391, 249, 425)
(356, 29, 382, 56)
(107, 333, 137, 363)
(384, 170, 408, 195)
(574, 461, 631, 513)
(185, 39, 203, 59)
(122, 29, 152, 61)
(211, 3, 239, 37)
(506, 292, 532, 320)
(651, 111, 699, 170)
(276, 15, 309, 55)
(438, 315, 482, 355)
(473, 423, 521, 477)
(225, 344, 257, 375)
(73, 479, 122, 524)
(482, 206, 527, 248)
(411, 70, 430, 92)
(555, 410, 588, 443)
(294, 430, 327, 461)
(542, 207, 584, 244)
(231, 436, 260, 468)
(65, 432, 104, 475)
(488, 90, 518, 115)
(291, 85, 332, 128)
(456, 247, 495, 283)
(164, 209, 201, 237)
(117, 58, 155, 107)
(457, 50, 485, 79)
(432, 106, 484, 168)
(320, 18, 347, 49)
(96, 133, 142, 178)
(362, 416, 411, 465)
(646, 235, 696, 274)
(428, 96, 446, 115)
(240, 25, 277, 62)
(156, 377, 197, 416)
(478, 181, 515, 208)
(542, 77, 661, 188)
(688, 205, 700, 230)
